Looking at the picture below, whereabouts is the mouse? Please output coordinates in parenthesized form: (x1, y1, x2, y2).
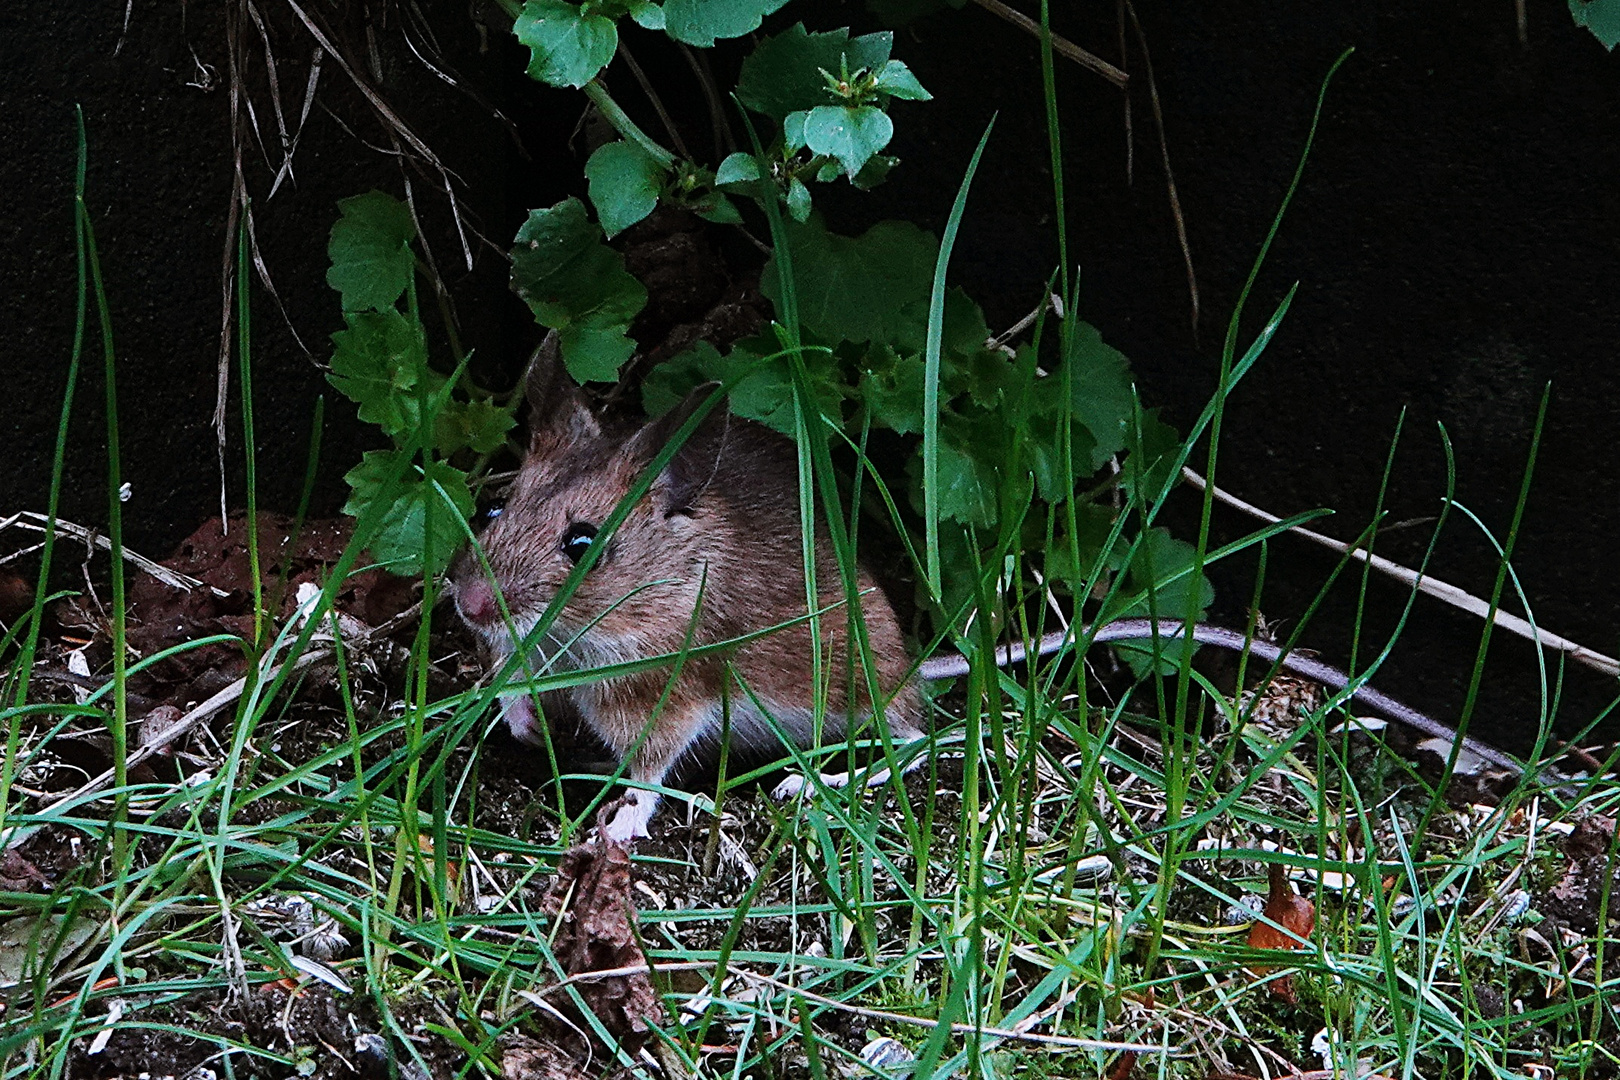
(449, 334, 924, 841)
(451, 336, 1547, 842)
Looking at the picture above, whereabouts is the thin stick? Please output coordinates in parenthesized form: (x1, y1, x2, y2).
(3, 512, 229, 597)
(972, 0, 1129, 88)
(1182, 466, 1620, 678)
(1125, 0, 1199, 340)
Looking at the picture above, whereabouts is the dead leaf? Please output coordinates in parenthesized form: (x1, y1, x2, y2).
(1247, 862, 1316, 1002)
(502, 1034, 593, 1080)
(542, 833, 662, 1046)
(0, 850, 50, 892)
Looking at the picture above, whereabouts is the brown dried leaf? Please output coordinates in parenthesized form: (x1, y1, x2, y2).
(542, 834, 662, 1045)
(0, 850, 51, 893)
(1247, 862, 1316, 1002)
(501, 1034, 593, 1080)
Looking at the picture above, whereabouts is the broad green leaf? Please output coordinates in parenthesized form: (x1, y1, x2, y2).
(1045, 503, 1128, 585)
(1024, 408, 1099, 503)
(736, 25, 895, 120)
(715, 152, 762, 188)
(663, 0, 791, 46)
(1065, 321, 1135, 469)
(328, 310, 441, 441)
(643, 338, 844, 436)
(851, 153, 897, 190)
(1111, 527, 1215, 677)
(931, 440, 998, 527)
(803, 105, 894, 178)
(435, 398, 516, 455)
(783, 111, 808, 152)
(628, 0, 665, 29)
(690, 192, 743, 224)
(860, 349, 925, 435)
(786, 177, 813, 221)
(585, 140, 667, 237)
(326, 191, 415, 313)
(510, 198, 647, 383)
(872, 60, 931, 100)
(1571, 0, 1620, 47)
(1120, 407, 1183, 503)
(343, 452, 475, 576)
(760, 216, 936, 347)
(514, 0, 616, 88)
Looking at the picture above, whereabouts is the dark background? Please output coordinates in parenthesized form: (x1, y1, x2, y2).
(2, 1, 1616, 751)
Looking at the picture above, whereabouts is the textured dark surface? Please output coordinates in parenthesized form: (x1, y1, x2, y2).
(2, 1, 1616, 747)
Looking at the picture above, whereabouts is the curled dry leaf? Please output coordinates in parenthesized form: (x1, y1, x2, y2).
(1247, 862, 1316, 1002)
(542, 834, 663, 1045)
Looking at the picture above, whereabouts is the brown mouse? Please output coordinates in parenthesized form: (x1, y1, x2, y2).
(449, 335, 924, 841)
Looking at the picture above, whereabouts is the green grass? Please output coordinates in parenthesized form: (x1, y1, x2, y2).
(4, 43, 1619, 1080)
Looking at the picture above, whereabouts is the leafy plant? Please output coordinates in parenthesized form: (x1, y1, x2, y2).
(325, 1, 1211, 646)
(323, 191, 502, 574)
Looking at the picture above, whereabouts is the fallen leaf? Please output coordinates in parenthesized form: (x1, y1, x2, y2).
(542, 833, 662, 1045)
(1247, 862, 1316, 1002)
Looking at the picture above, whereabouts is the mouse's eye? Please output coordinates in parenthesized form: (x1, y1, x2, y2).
(560, 522, 598, 566)
(475, 499, 507, 529)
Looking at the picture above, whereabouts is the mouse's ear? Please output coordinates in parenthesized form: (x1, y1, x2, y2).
(626, 382, 730, 515)
(524, 331, 600, 452)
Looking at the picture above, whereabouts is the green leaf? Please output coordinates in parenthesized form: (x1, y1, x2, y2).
(736, 25, 895, 120)
(932, 440, 998, 527)
(1045, 503, 1127, 585)
(783, 111, 808, 152)
(1120, 407, 1183, 503)
(1024, 408, 1099, 503)
(851, 153, 897, 190)
(662, 0, 791, 46)
(760, 216, 937, 347)
(1064, 321, 1135, 470)
(860, 349, 926, 435)
(803, 105, 894, 178)
(715, 152, 762, 188)
(872, 60, 931, 100)
(327, 310, 441, 441)
(435, 398, 516, 455)
(510, 198, 647, 383)
(343, 452, 475, 576)
(514, 0, 617, 88)
(785, 177, 813, 222)
(1111, 527, 1215, 677)
(1571, 0, 1620, 47)
(326, 191, 416, 313)
(628, 0, 665, 29)
(643, 338, 844, 436)
(585, 140, 666, 237)
(690, 192, 743, 224)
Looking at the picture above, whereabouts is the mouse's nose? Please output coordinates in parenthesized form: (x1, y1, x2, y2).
(457, 578, 500, 626)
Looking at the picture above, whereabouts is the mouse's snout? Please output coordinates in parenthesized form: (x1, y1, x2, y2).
(456, 577, 500, 627)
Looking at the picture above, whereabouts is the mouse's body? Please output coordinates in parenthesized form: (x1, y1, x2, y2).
(449, 337, 921, 841)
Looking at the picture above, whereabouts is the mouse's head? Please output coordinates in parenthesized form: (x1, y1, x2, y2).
(450, 334, 728, 663)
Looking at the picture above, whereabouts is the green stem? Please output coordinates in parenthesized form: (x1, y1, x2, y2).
(583, 80, 678, 168)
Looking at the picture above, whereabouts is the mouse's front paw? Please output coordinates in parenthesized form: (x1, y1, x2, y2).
(597, 791, 657, 842)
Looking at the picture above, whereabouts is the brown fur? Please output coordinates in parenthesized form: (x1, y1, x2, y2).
(449, 336, 922, 839)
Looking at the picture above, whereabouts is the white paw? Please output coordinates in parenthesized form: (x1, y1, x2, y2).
(598, 793, 657, 842)
(771, 774, 807, 800)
